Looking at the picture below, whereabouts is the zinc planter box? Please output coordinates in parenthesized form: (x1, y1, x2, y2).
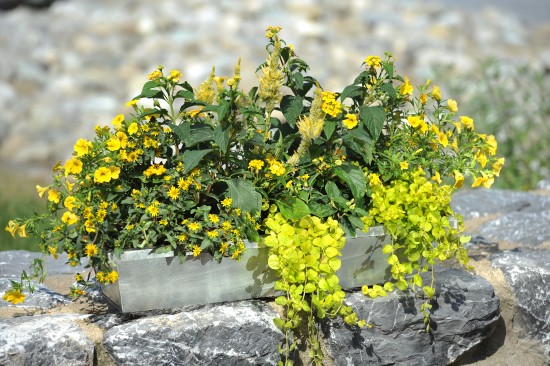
(100, 225, 392, 313)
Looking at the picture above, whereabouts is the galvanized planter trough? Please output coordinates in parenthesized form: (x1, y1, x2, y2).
(101, 226, 392, 313)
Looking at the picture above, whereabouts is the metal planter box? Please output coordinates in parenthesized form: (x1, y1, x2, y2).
(101, 226, 392, 313)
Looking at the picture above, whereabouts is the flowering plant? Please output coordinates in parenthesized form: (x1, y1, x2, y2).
(4, 27, 503, 363)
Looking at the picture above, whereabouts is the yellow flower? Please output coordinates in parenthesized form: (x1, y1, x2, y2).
(486, 135, 497, 156)
(62, 211, 79, 225)
(431, 171, 442, 184)
(437, 132, 448, 147)
(192, 245, 202, 257)
(168, 69, 182, 82)
(460, 116, 474, 130)
(420, 93, 427, 105)
(321, 92, 342, 117)
(447, 99, 458, 113)
(269, 160, 286, 176)
(148, 69, 162, 80)
(17, 224, 27, 238)
(85, 243, 98, 257)
(188, 222, 201, 232)
(453, 170, 464, 188)
(207, 230, 219, 238)
(400, 162, 409, 170)
(167, 186, 180, 200)
(408, 115, 423, 128)
(36, 185, 48, 198)
(5, 220, 19, 238)
(364, 55, 381, 68)
(64, 157, 83, 176)
(450, 137, 459, 152)
(111, 114, 125, 129)
(74, 139, 91, 156)
(431, 85, 442, 101)
(75, 273, 84, 282)
(208, 214, 220, 224)
(128, 122, 139, 135)
(48, 189, 61, 203)
(126, 99, 138, 107)
(221, 197, 232, 208)
(147, 203, 160, 217)
(107, 270, 119, 283)
(369, 173, 381, 186)
(265, 25, 282, 38)
(400, 77, 413, 96)
(109, 166, 121, 180)
(106, 136, 121, 151)
(96, 271, 107, 283)
(343, 114, 358, 129)
(48, 245, 59, 259)
(116, 132, 128, 149)
(472, 173, 494, 189)
(2, 289, 26, 305)
(475, 150, 488, 168)
(248, 159, 265, 172)
(492, 158, 505, 177)
(94, 167, 112, 183)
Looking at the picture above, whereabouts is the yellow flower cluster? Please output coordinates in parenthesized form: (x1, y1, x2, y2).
(321, 91, 342, 117)
(364, 55, 381, 68)
(95, 270, 119, 284)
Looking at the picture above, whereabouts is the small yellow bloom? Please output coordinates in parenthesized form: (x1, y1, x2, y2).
(36, 185, 48, 198)
(460, 116, 474, 130)
(472, 173, 494, 189)
(62, 211, 79, 225)
(74, 139, 91, 156)
(85, 243, 98, 257)
(167, 186, 180, 200)
(192, 245, 202, 257)
(148, 69, 162, 80)
(431, 85, 442, 101)
(94, 167, 112, 183)
(265, 25, 282, 38)
(248, 159, 265, 172)
(207, 230, 219, 238)
(453, 170, 465, 188)
(2, 289, 26, 305)
(168, 69, 182, 82)
(75, 273, 84, 282)
(107, 270, 119, 283)
(400, 77, 413, 96)
(269, 160, 286, 176)
(126, 99, 138, 107)
(407, 115, 423, 129)
(369, 173, 381, 186)
(420, 93, 427, 105)
(5, 220, 19, 238)
(400, 162, 409, 170)
(47, 190, 61, 204)
(343, 114, 358, 129)
(431, 171, 442, 184)
(48, 245, 59, 259)
(475, 150, 488, 168)
(106, 136, 121, 151)
(208, 214, 220, 224)
(364, 55, 381, 68)
(17, 224, 27, 238)
(111, 114, 125, 129)
(486, 135, 497, 156)
(188, 222, 201, 232)
(221, 197, 232, 208)
(128, 122, 139, 135)
(447, 99, 458, 113)
(64, 196, 77, 211)
(64, 157, 83, 177)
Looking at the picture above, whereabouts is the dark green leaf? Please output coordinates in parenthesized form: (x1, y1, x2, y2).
(347, 215, 365, 231)
(340, 85, 363, 102)
(168, 122, 190, 143)
(308, 199, 336, 217)
(225, 179, 262, 213)
(186, 125, 214, 146)
(343, 128, 374, 163)
(380, 83, 397, 100)
(291, 72, 304, 91)
(137, 80, 163, 99)
(325, 181, 348, 208)
(360, 106, 386, 141)
(175, 90, 195, 100)
(333, 163, 366, 199)
(183, 149, 212, 173)
(382, 61, 394, 78)
(281, 95, 303, 128)
(213, 126, 231, 154)
(323, 120, 336, 140)
(276, 197, 310, 220)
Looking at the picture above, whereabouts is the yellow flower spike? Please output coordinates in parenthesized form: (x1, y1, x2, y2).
(195, 67, 217, 104)
(36, 185, 48, 198)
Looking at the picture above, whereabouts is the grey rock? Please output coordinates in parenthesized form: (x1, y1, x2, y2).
(0, 278, 69, 309)
(325, 267, 500, 366)
(491, 249, 550, 356)
(103, 300, 284, 365)
(478, 210, 550, 246)
(0, 250, 88, 278)
(464, 235, 500, 260)
(0, 314, 94, 366)
(451, 189, 550, 219)
(537, 179, 550, 190)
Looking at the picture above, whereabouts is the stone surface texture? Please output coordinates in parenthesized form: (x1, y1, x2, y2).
(325, 267, 500, 366)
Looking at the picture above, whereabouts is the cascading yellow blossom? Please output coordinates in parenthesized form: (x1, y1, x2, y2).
(36, 185, 48, 198)
(111, 114, 125, 129)
(472, 173, 494, 189)
(128, 122, 139, 135)
(64, 196, 77, 211)
(460, 116, 474, 130)
(447, 99, 458, 113)
(486, 135, 497, 156)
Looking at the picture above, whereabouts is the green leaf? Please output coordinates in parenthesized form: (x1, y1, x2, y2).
(382, 61, 394, 78)
(268, 255, 280, 270)
(276, 197, 310, 220)
(175, 89, 195, 100)
(333, 163, 366, 199)
(359, 106, 386, 141)
(308, 198, 336, 218)
(343, 128, 373, 163)
(281, 95, 303, 128)
(324, 181, 347, 207)
(203, 102, 230, 122)
(225, 179, 262, 213)
(340, 85, 363, 101)
(382, 244, 393, 254)
(136, 80, 163, 99)
(186, 125, 214, 146)
(168, 122, 190, 143)
(323, 120, 336, 140)
(423, 286, 436, 299)
(213, 126, 231, 154)
(380, 83, 397, 100)
(182, 149, 212, 174)
(347, 215, 365, 231)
